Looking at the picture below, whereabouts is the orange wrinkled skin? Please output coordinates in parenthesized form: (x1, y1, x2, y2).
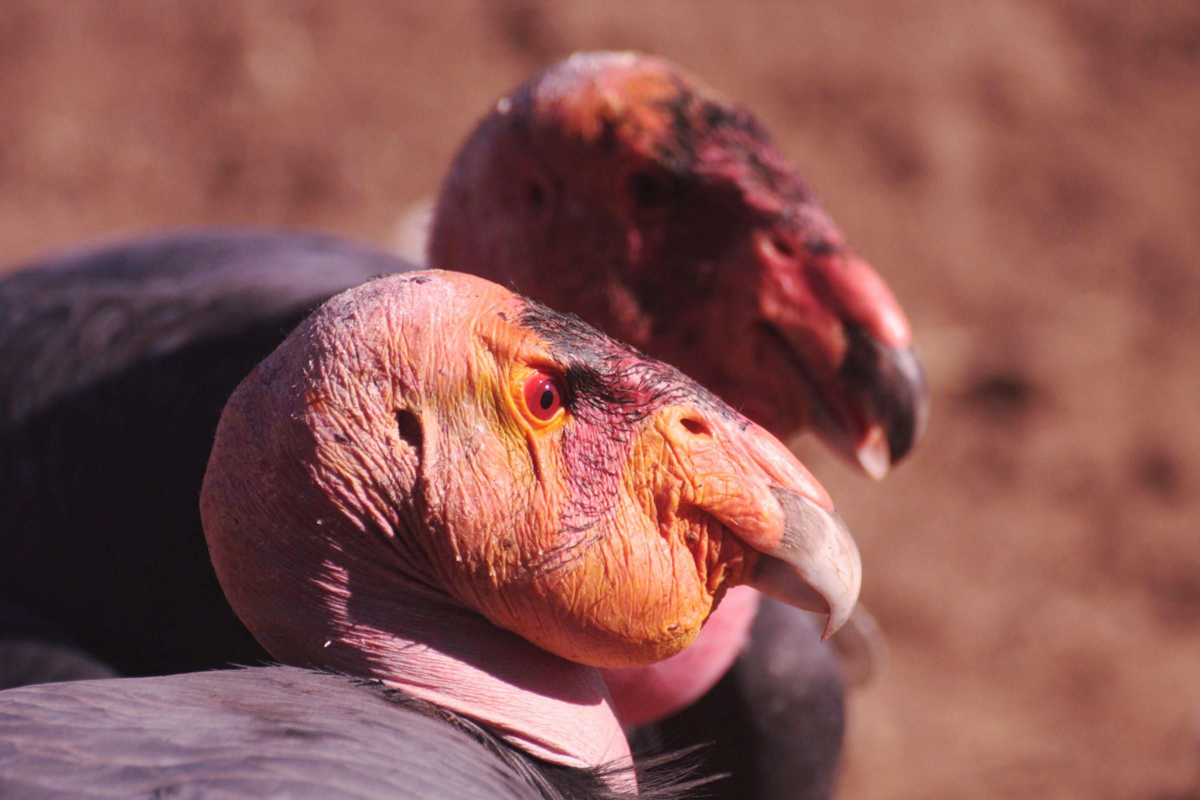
(416, 285, 768, 667)
(202, 271, 834, 673)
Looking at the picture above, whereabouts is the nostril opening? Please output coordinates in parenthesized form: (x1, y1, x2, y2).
(680, 417, 711, 438)
(769, 236, 796, 259)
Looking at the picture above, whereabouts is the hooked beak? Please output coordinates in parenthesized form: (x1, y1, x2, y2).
(764, 321, 929, 480)
(756, 234, 930, 478)
(744, 488, 860, 639)
(660, 410, 862, 639)
(824, 323, 929, 479)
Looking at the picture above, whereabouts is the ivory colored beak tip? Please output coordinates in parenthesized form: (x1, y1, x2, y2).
(752, 490, 862, 639)
(821, 592, 856, 640)
(821, 508, 862, 640)
(856, 428, 891, 481)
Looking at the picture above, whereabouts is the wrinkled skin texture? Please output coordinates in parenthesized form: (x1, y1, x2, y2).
(432, 52, 928, 476)
(0, 48, 924, 795)
(200, 271, 858, 772)
(430, 54, 916, 778)
(426, 53, 922, 798)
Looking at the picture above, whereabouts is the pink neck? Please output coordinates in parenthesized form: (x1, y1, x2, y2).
(315, 578, 633, 774)
(601, 585, 761, 727)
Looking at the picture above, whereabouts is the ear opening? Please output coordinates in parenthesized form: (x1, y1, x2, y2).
(389, 407, 427, 533)
(395, 408, 423, 457)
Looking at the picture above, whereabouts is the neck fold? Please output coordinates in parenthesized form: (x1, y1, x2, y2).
(316, 568, 633, 773)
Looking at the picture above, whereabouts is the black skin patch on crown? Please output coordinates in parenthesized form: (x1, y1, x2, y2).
(597, 115, 620, 153)
(647, 81, 816, 223)
(657, 79, 701, 174)
(516, 297, 736, 425)
(701, 100, 739, 132)
(805, 238, 839, 257)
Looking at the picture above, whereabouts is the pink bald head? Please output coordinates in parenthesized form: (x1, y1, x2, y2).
(431, 51, 928, 480)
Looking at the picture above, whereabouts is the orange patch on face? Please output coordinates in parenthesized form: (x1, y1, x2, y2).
(665, 505, 752, 612)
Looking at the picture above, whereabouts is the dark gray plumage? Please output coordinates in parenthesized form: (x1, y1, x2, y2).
(0, 230, 402, 678)
(0, 666, 596, 799)
(0, 230, 845, 798)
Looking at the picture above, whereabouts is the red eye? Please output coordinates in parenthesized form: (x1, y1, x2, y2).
(523, 372, 565, 422)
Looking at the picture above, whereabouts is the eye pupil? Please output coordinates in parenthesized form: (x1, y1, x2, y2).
(524, 372, 565, 422)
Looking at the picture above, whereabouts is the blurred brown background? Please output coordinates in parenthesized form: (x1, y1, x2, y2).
(2, 2, 1198, 797)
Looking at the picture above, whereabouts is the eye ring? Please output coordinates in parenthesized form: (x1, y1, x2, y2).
(523, 371, 566, 423)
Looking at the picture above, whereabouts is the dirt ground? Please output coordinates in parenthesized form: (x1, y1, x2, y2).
(2, 2, 1198, 797)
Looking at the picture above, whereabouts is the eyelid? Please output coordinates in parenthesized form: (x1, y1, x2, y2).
(525, 373, 563, 421)
(514, 365, 570, 429)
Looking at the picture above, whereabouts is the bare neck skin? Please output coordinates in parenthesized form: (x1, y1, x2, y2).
(292, 540, 633, 775)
